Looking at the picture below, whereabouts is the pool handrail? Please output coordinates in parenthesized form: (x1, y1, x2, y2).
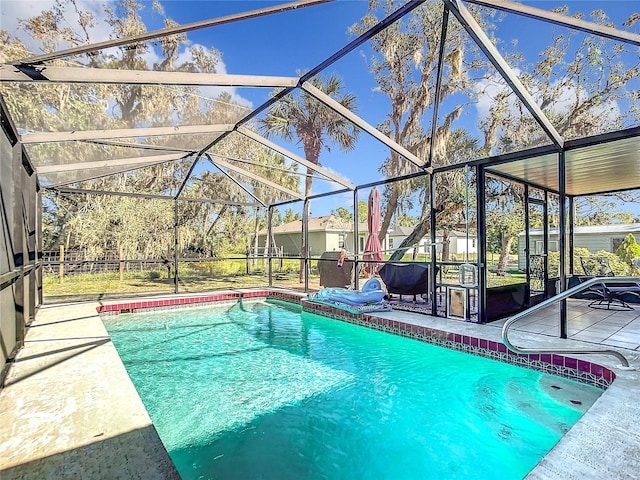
(501, 276, 637, 368)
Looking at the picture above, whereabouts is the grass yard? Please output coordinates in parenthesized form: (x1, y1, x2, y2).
(42, 255, 524, 302)
(42, 269, 320, 303)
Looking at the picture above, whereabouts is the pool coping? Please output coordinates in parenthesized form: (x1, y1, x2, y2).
(2, 289, 639, 479)
(97, 289, 616, 389)
(0, 300, 181, 479)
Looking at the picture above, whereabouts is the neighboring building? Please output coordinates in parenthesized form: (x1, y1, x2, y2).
(258, 215, 357, 257)
(517, 223, 640, 270)
(386, 226, 478, 260)
(258, 215, 477, 259)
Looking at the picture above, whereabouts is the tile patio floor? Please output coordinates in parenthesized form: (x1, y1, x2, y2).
(489, 298, 640, 352)
(1, 293, 639, 479)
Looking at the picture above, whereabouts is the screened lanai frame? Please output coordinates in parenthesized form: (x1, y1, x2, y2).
(2, 0, 640, 335)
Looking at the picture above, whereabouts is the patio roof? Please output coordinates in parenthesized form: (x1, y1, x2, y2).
(486, 128, 640, 196)
(1, 0, 639, 203)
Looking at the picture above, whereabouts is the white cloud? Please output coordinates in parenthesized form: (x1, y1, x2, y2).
(312, 164, 354, 194)
(474, 73, 511, 121)
(1, 0, 115, 57)
(474, 69, 620, 133)
(174, 45, 253, 110)
(1, 2, 253, 110)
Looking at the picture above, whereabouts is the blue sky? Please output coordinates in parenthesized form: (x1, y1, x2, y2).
(3, 0, 639, 217)
(158, 1, 367, 76)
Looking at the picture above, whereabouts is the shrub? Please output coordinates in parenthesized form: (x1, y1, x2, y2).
(147, 270, 162, 280)
(615, 233, 640, 268)
(578, 251, 629, 276)
(548, 248, 629, 277)
(548, 248, 588, 278)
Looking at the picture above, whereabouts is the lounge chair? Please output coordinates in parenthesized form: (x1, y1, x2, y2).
(578, 256, 640, 309)
(586, 281, 640, 310)
(580, 256, 614, 277)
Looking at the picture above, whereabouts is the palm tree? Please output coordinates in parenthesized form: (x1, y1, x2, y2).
(248, 149, 301, 268)
(259, 73, 360, 282)
(259, 73, 360, 198)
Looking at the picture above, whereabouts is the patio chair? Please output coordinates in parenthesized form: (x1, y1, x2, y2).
(578, 256, 640, 309)
(580, 256, 614, 277)
(586, 280, 640, 310)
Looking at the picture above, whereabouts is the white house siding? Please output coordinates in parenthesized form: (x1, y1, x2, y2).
(517, 241, 526, 271)
(276, 232, 337, 257)
(308, 232, 326, 256)
(314, 231, 355, 256)
(385, 232, 478, 259)
(259, 217, 477, 260)
(264, 231, 355, 257)
(276, 233, 304, 256)
(517, 225, 640, 270)
(449, 236, 478, 257)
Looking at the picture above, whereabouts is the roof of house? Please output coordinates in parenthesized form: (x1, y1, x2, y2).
(261, 216, 475, 237)
(388, 226, 471, 238)
(260, 215, 355, 235)
(518, 223, 640, 236)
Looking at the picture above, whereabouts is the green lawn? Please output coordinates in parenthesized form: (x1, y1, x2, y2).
(42, 270, 316, 302)
(43, 255, 524, 302)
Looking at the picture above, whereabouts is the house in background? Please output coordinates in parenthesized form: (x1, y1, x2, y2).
(386, 226, 478, 260)
(517, 223, 640, 270)
(258, 215, 357, 257)
(258, 215, 477, 259)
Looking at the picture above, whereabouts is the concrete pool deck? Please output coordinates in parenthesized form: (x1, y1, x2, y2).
(0, 301, 180, 480)
(1, 290, 639, 479)
(375, 304, 640, 479)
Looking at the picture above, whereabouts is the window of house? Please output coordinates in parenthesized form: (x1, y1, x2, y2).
(359, 236, 364, 252)
(534, 240, 545, 254)
(612, 238, 625, 251)
(339, 233, 345, 249)
(389, 238, 394, 249)
(534, 240, 558, 253)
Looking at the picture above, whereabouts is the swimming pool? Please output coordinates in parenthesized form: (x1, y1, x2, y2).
(103, 299, 603, 480)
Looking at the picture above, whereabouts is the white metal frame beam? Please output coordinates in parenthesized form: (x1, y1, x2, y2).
(47, 168, 153, 188)
(236, 126, 355, 190)
(14, 0, 333, 65)
(21, 125, 234, 144)
(210, 157, 303, 200)
(465, 0, 640, 47)
(444, 0, 564, 148)
(1, 65, 298, 88)
(301, 81, 428, 171)
(46, 156, 187, 188)
(208, 152, 321, 180)
(85, 139, 193, 153)
(36, 153, 188, 174)
(50, 187, 260, 206)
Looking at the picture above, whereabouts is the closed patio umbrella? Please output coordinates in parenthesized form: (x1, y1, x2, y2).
(363, 187, 384, 276)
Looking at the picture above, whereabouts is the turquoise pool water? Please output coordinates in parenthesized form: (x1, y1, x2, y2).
(103, 300, 602, 480)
